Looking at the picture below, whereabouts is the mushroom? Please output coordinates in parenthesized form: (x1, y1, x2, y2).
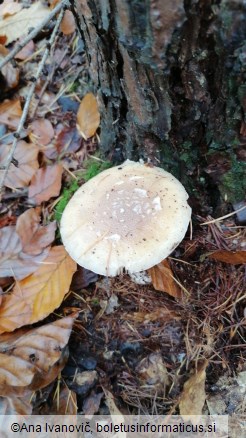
(60, 160, 191, 276)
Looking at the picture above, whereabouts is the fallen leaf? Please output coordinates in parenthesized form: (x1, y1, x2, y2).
(136, 353, 170, 390)
(28, 164, 63, 205)
(0, 140, 39, 188)
(0, 395, 32, 415)
(0, 45, 19, 89)
(30, 119, 54, 146)
(149, 259, 182, 299)
(179, 360, 208, 416)
(29, 348, 69, 392)
(103, 387, 123, 417)
(0, 246, 77, 333)
(0, 226, 49, 280)
(77, 93, 100, 140)
(71, 266, 98, 291)
(83, 390, 103, 415)
(0, 0, 22, 19)
(128, 307, 180, 323)
(0, 98, 22, 129)
(103, 387, 125, 431)
(208, 250, 246, 265)
(14, 40, 35, 60)
(0, 2, 50, 44)
(61, 10, 76, 35)
(0, 315, 76, 397)
(16, 208, 56, 255)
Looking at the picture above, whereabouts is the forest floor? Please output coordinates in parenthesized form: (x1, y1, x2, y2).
(0, 1, 245, 434)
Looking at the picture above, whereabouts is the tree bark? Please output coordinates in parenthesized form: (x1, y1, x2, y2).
(72, 0, 246, 209)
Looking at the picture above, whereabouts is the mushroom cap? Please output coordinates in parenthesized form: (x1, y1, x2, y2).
(60, 160, 191, 276)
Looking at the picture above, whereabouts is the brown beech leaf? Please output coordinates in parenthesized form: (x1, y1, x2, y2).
(0, 140, 39, 188)
(208, 250, 246, 265)
(0, 315, 77, 397)
(0, 98, 22, 129)
(0, 226, 49, 280)
(30, 118, 54, 146)
(149, 259, 182, 299)
(29, 349, 69, 392)
(179, 360, 208, 416)
(77, 92, 100, 140)
(61, 10, 76, 35)
(28, 164, 63, 205)
(0, 246, 77, 333)
(0, 2, 49, 44)
(16, 208, 56, 255)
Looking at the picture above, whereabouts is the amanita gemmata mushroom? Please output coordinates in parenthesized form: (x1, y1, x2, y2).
(60, 160, 191, 276)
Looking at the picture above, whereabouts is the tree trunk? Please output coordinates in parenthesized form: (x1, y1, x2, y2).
(72, 0, 246, 210)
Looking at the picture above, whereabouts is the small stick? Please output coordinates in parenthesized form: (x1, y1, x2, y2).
(0, 8, 65, 196)
(201, 205, 246, 225)
(0, 0, 70, 71)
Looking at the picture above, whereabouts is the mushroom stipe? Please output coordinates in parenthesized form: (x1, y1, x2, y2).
(60, 160, 192, 276)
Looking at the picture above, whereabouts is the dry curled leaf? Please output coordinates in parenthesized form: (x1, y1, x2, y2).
(179, 360, 208, 416)
(208, 250, 246, 265)
(0, 225, 49, 280)
(28, 164, 63, 205)
(149, 259, 182, 299)
(0, 2, 50, 44)
(0, 315, 77, 397)
(0, 246, 77, 333)
(16, 208, 56, 255)
(77, 92, 100, 140)
(0, 140, 39, 188)
(0, 98, 22, 129)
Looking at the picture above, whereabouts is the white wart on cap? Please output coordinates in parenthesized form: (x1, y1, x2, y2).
(60, 160, 191, 276)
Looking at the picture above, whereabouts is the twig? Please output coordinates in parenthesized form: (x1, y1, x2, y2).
(30, 34, 73, 118)
(0, 0, 70, 71)
(201, 205, 246, 225)
(0, 8, 65, 196)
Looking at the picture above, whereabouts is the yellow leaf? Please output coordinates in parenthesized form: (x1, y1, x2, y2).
(0, 246, 77, 333)
(0, 315, 77, 397)
(77, 93, 100, 140)
(179, 360, 208, 416)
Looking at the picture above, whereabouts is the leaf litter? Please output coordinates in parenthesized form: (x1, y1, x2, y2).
(0, 0, 244, 422)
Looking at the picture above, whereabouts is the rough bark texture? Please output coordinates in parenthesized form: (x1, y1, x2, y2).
(72, 0, 246, 209)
